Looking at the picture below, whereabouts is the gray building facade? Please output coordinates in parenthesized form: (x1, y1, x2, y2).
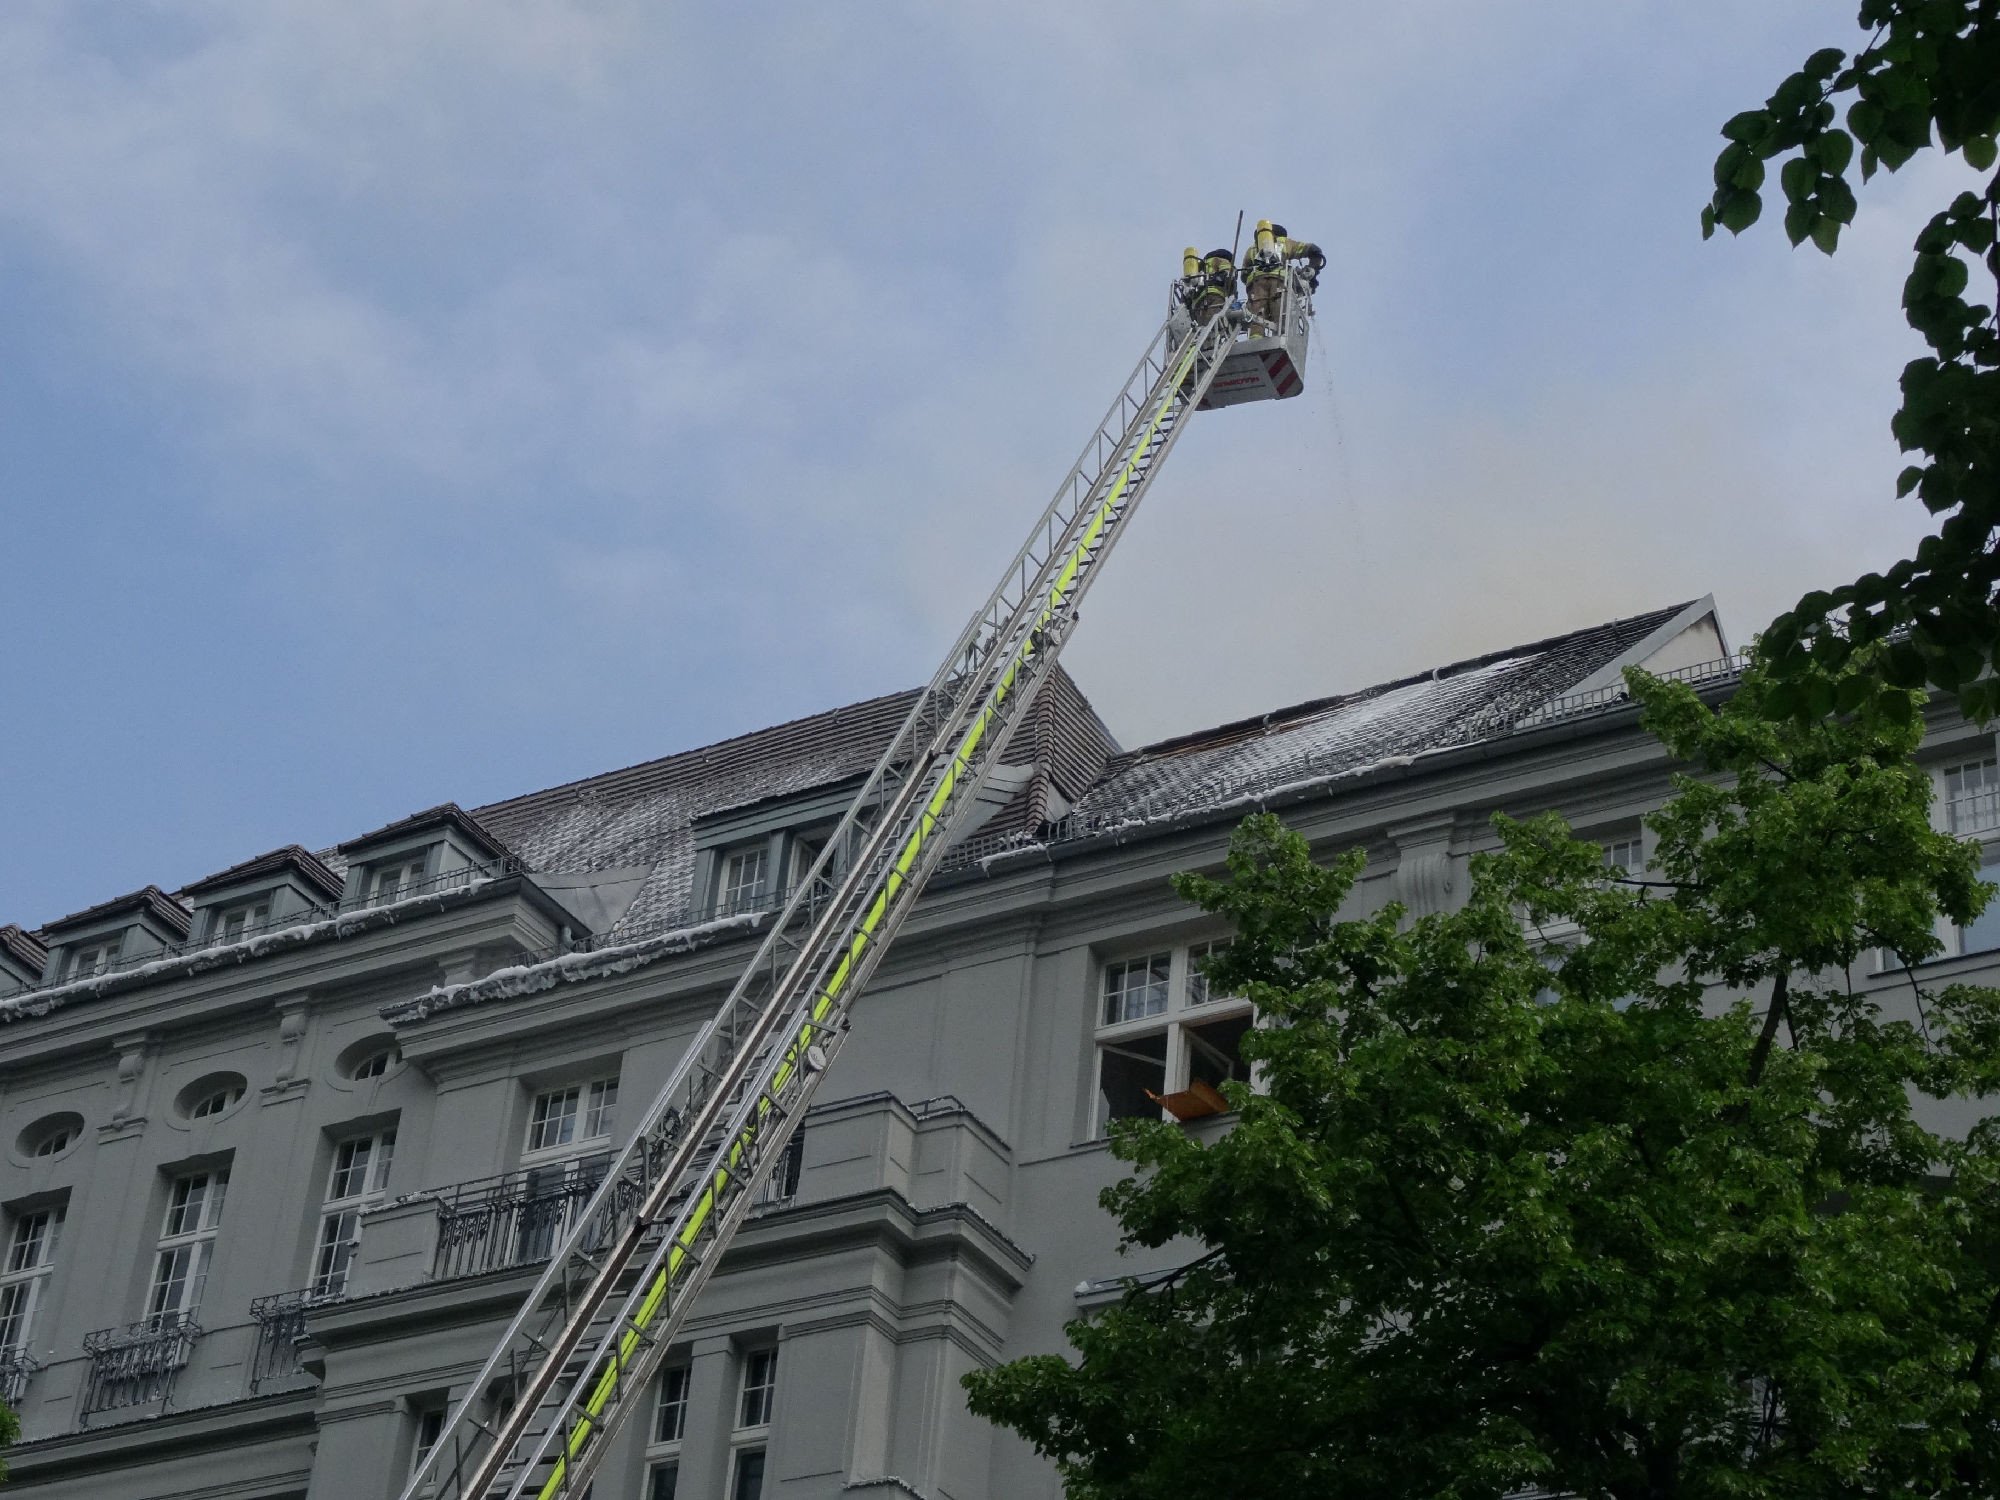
(5, 598, 1999, 1500)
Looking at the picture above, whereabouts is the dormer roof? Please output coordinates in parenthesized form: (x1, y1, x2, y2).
(40, 884, 192, 942)
(0, 924, 47, 977)
(336, 803, 514, 864)
(178, 844, 345, 904)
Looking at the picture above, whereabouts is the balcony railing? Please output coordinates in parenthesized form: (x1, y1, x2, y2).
(431, 1152, 622, 1282)
(0, 1346, 40, 1406)
(80, 1312, 201, 1419)
(248, 1289, 320, 1392)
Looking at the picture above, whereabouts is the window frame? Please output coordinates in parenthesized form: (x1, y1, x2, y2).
(0, 1205, 63, 1355)
(69, 936, 122, 980)
(312, 1128, 397, 1297)
(147, 1168, 228, 1326)
(1943, 755, 2000, 838)
(642, 1357, 692, 1499)
(369, 855, 432, 906)
(716, 844, 772, 916)
(1094, 940, 1254, 1135)
(729, 1345, 777, 1500)
(523, 1075, 620, 1161)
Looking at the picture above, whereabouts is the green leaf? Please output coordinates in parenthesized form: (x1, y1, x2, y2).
(1782, 156, 1817, 204)
(1966, 135, 1998, 171)
(1811, 215, 1842, 254)
(1849, 98, 1884, 143)
(1718, 190, 1762, 234)
(1701, 204, 1717, 240)
(1732, 155, 1766, 191)
(1721, 109, 1771, 144)
(1803, 46, 1845, 80)
(1820, 175, 1858, 224)
(1897, 465, 1924, 498)
(1809, 128, 1855, 175)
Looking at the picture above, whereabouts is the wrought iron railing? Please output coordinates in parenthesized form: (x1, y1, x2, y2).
(430, 1152, 620, 1282)
(0, 1346, 40, 1405)
(248, 1289, 320, 1392)
(80, 1312, 201, 1418)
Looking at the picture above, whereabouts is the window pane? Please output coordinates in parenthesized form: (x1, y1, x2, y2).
(657, 1364, 689, 1442)
(0, 1281, 34, 1349)
(1185, 1012, 1253, 1090)
(1961, 860, 2000, 955)
(1098, 1031, 1168, 1130)
(650, 1465, 679, 1500)
(733, 1449, 766, 1500)
(1102, 954, 1171, 1025)
(1187, 942, 1234, 1006)
(739, 1348, 776, 1427)
(1947, 759, 2000, 835)
(529, 1088, 581, 1152)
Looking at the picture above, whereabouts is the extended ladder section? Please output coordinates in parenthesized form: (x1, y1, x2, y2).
(400, 289, 1305, 1500)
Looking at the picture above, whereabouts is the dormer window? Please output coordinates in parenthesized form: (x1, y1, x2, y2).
(70, 937, 122, 980)
(717, 846, 770, 916)
(370, 857, 430, 905)
(214, 898, 272, 944)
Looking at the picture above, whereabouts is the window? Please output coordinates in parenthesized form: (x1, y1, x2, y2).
(1958, 856, 2000, 957)
(312, 1130, 396, 1296)
(410, 1403, 448, 1479)
(0, 1207, 62, 1353)
(30, 1127, 74, 1159)
(148, 1168, 227, 1324)
(730, 1449, 766, 1500)
(718, 846, 770, 915)
(350, 1047, 397, 1081)
(70, 937, 121, 979)
(649, 1464, 680, 1500)
(1096, 942, 1253, 1132)
(214, 899, 272, 944)
(656, 1362, 690, 1442)
(738, 1346, 776, 1428)
(1945, 757, 2000, 836)
(1602, 837, 1645, 878)
(189, 1084, 244, 1119)
(526, 1077, 619, 1156)
(371, 856, 430, 905)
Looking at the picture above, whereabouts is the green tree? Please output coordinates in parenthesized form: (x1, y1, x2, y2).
(1702, 2, 2000, 718)
(0, 1397, 15, 1482)
(965, 662, 2000, 1498)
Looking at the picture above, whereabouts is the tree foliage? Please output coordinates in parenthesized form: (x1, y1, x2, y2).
(0, 1397, 15, 1483)
(1703, 2, 2000, 719)
(965, 662, 2000, 1499)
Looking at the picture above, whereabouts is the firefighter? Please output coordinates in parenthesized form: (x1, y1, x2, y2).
(1177, 245, 1238, 326)
(1241, 220, 1325, 331)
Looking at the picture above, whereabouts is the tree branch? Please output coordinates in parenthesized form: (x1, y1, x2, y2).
(1746, 969, 1791, 1088)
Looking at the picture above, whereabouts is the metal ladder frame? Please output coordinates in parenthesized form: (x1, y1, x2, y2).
(399, 300, 1259, 1500)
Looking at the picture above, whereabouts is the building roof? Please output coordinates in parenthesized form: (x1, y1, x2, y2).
(334, 802, 516, 864)
(1057, 600, 1709, 836)
(0, 924, 47, 979)
(467, 667, 1114, 935)
(39, 884, 193, 942)
(178, 844, 345, 904)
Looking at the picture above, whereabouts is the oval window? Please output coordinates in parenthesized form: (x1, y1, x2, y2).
(17, 1111, 84, 1160)
(338, 1036, 401, 1082)
(176, 1072, 249, 1122)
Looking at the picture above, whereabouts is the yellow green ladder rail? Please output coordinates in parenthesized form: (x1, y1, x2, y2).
(399, 289, 1286, 1500)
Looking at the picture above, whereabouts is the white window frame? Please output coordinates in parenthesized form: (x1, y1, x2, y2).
(350, 1045, 398, 1081)
(188, 1083, 244, 1119)
(147, 1168, 228, 1325)
(717, 845, 770, 916)
(1094, 941, 1254, 1135)
(70, 936, 122, 979)
(370, 855, 431, 905)
(0, 1206, 63, 1354)
(523, 1076, 620, 1161)
(213, 897, 273, 944)
(643, 1359, 692, 1499)
(1943, 755, 2000, 838)
(1601, 835, 1646, 879)
(312, 1129, 397, 1297)
(29, 1124, 76, 1159)
(728, 1345, 776, 1500)
(410, 1401, 448, 1482)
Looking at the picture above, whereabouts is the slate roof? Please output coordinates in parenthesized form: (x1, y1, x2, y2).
(1057, 601, 1699, 835)
(337, 803, 515, 864)
(468, 666, 1113, 936)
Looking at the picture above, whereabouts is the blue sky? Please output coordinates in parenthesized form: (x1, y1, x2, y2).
(0, 2, 1965, 927)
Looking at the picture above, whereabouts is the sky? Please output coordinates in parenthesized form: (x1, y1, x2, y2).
(0, 2, 1968, 928)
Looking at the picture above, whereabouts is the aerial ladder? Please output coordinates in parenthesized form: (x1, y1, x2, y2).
(398, 245, 1318, 1500)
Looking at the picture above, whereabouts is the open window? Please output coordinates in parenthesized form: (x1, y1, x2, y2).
(1094, 941, 1252, 1131)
